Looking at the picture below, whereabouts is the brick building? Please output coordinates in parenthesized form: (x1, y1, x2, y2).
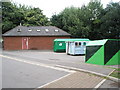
(3, 26, 71, 50)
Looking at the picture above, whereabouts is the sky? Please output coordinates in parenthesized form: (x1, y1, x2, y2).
(11, 0, 120, 18)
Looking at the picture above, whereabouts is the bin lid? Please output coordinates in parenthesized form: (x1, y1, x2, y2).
(86, 39, 107, 46)
(54, 39, 90, 42)
(86, 39, 119, 46)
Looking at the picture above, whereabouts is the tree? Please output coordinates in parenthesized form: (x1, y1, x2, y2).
(2, 2, 51, 34)
(2, 2, 18, 33)
(51, 7, 80, 32)
(82, 0, 104, 39)
(51, 0, 104, 39)
(100, 2, 120, 39)
(51, 7, 90, 38)
(23, 7, 50, 26)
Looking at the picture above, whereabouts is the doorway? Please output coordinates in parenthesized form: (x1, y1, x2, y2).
(22, 37, 28, 50)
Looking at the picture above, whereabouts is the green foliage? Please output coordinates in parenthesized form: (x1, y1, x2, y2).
(51, 0, 104, 39)
(51, 6, 90, 38)
(2, 2, 50, 34)
(23, 8, 50, 26)
(2, 0, 120, 39)
(2, 2, 17, 33)
(100, 2, 120, 39)
(51, 0, 120, 39)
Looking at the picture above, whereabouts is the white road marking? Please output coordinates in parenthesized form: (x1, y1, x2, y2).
(0, 54, 75, 73)
(56, 64, 117, 79)
(56, 65, 108, 76)
(35, 72, 76, 89)
(94, 69, 115, 88)
(94, 79, 106, 89)
(1, 54, 117, 88)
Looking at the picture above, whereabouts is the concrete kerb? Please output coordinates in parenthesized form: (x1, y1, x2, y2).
(94, 68, 118, 88)
(55, 65, 120, 82)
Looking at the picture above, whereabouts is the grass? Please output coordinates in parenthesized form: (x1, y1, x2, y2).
(110, 68, 120, 79)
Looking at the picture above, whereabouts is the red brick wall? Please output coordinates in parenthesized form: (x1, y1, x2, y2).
(3, 36, 70, 50)
(3, 37, 22, 50)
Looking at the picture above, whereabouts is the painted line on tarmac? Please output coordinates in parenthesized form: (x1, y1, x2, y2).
(55, 65, 118, 82)
(35, 72, 76, 89)
(94, 69, 115, 88)
(0, 54, 75, 73)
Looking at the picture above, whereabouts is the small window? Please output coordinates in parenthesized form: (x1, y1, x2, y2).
(55, 29, 59, 32)
(37, 29, 41, 32)
(17, 29, 21, 32)
(83, 42, 86, 46)
(45, 29, 49, 32)
(28, 29, 32, 31)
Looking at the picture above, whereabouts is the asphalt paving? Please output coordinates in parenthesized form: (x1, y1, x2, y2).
(1, 50, 119, 89)
(2, 50, 114, 75)
(2, 57, 69, 88)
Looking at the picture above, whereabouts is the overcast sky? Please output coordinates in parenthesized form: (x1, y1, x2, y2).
(11, 0, 120, 18)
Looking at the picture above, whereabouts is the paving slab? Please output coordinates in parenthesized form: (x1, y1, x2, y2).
(38, 72, 103, 88)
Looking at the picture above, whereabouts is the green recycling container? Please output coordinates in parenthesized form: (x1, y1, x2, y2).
(53, 39, 90, 52)
(85, 39, 120, 65)
(53, 39, 68, 52)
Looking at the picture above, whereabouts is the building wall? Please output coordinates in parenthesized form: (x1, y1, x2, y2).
(3, 37, 22, 50)
(3, 36, 70, 50)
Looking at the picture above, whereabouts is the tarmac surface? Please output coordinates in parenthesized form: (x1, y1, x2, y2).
(2, 50, 115, 75)
(2, 57, 69, 88)
(1, 50, 119, 89)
